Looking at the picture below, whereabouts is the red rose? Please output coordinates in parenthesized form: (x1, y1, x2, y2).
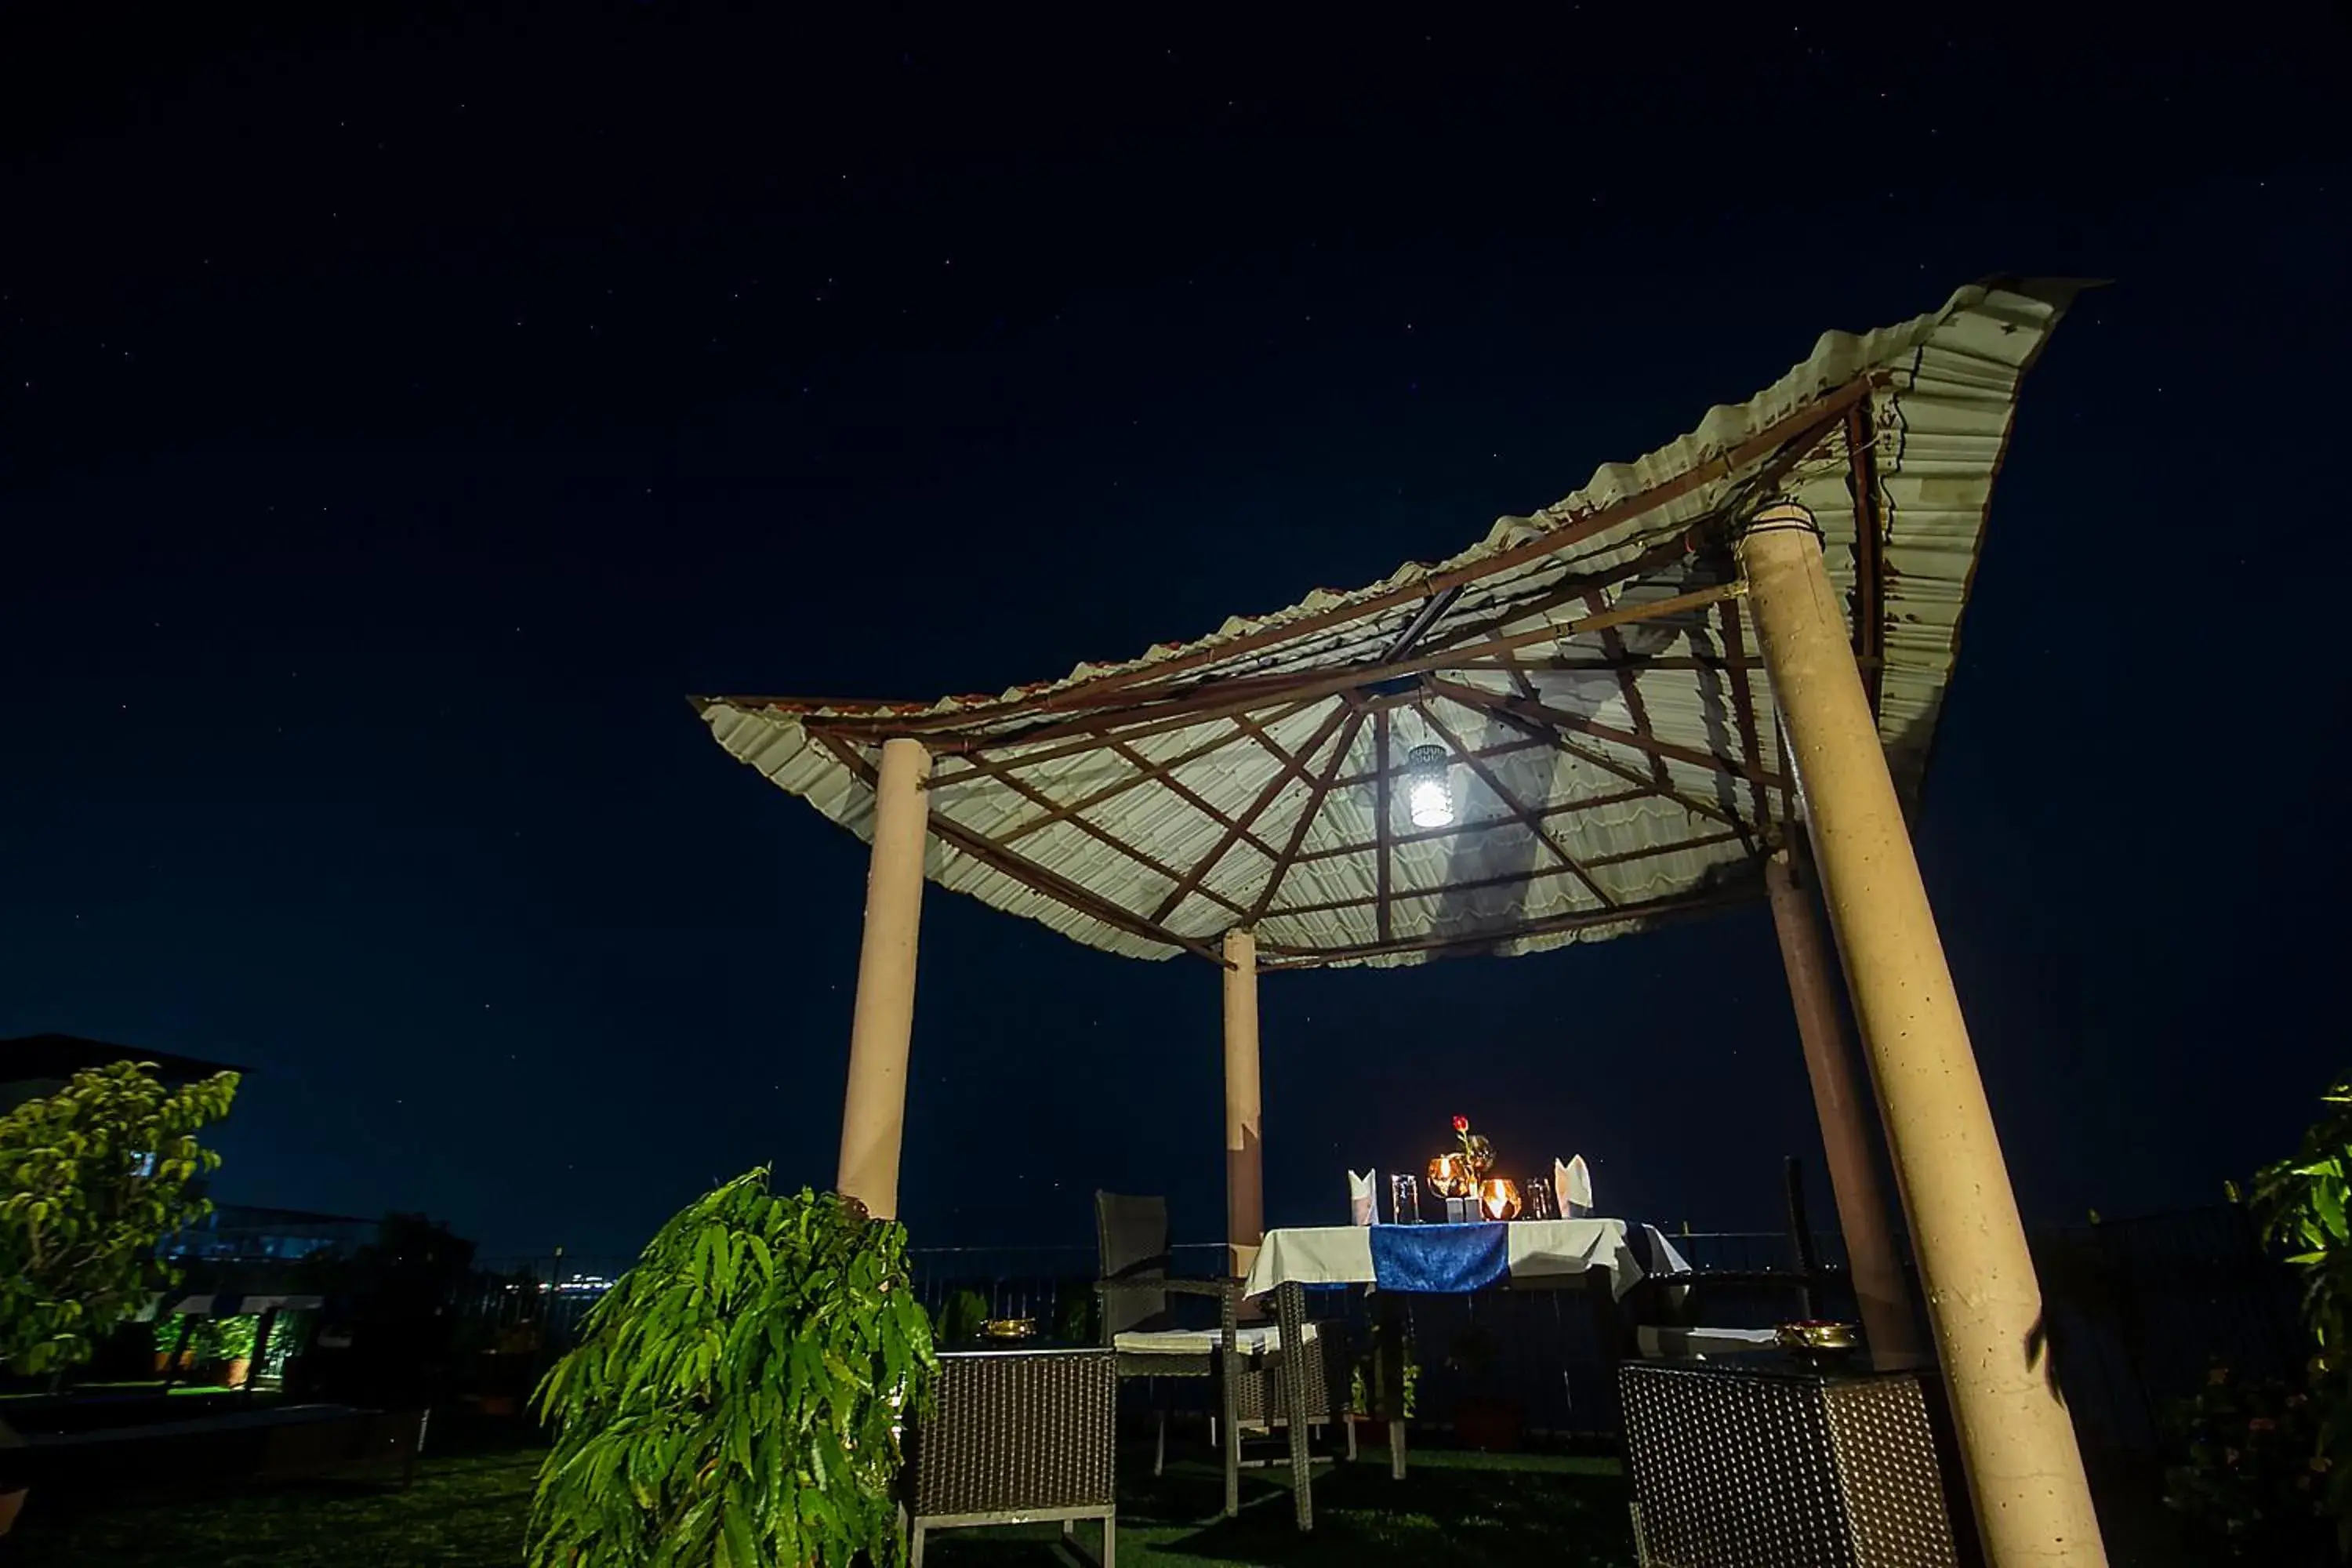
(1453, 1115, 1469, 1133)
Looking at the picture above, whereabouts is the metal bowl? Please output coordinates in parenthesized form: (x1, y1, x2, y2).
(980, 1317, 1036, 1341)
(1776, 1319, 1860, 1361)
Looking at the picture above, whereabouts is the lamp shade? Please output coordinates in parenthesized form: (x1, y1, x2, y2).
(1406, 744, 1454, 828)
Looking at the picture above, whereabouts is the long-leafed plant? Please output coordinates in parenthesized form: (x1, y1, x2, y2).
(2252, 1079, 2352, 1552)
(528, 1169, 936, 1568)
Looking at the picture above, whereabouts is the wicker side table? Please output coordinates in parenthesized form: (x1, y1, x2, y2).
(907, 1346, 1116, 1568)
(1620, 1360, 1964, 1568)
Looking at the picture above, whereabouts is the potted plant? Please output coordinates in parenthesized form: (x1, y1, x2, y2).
(529, 1169, 936, 1568)
(214, 1315, 260, 1388)
(1348, 1334, 1418, 1442)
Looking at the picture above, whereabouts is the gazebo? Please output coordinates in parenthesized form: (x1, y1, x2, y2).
(695, 278, 2106, 1566)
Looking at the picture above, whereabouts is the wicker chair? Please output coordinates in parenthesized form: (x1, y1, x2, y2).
(1092, 1192, 1347, 1521)
(906, 1348, 1116, 1568)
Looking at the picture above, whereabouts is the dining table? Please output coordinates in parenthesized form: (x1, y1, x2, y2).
(1240, 1217, 1657, 1530)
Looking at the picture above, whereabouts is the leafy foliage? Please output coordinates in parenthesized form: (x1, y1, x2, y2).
(2252, 1079, 2352, 1551)
(528, 1170, 936, 1568)
(931, 1287, 986, 1347)
(2165, 1359, 2333, 1561)
(0, 1062, 240, 1375)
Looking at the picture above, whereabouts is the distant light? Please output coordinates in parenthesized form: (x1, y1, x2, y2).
(1406, 744, 1455, 828)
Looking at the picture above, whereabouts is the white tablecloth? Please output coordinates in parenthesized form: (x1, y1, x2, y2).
(1242, 1218, 1650, 1300)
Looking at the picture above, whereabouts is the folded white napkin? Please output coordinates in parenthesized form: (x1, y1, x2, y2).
(1348, 1168, 1379, 1227)
(1554, 1155, 1595, 1218)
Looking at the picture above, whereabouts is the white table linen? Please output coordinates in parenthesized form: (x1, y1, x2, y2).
(1242, 1218, 1649, 1300)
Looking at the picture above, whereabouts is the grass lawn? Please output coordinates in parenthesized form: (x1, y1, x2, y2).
(6, 1435, 1639, 1567)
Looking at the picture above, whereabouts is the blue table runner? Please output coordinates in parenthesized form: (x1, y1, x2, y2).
(1367, 1222, 1510, 1293)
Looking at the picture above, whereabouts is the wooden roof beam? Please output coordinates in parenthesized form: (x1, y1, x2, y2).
(1245, 703, 1369, 925)
(1715, 597, 1774, 828)
(1425, 677, 1753, 834)
(1846, 401, 1887, 719)
(809, 733, 1224, 964)
(1425, 676, 1787, 795)
(1295, 786, 1655, 865)
(1415, 700, 1616, 909)
(1266, 827, 1751, 920)
(993, 701, 1317, 850)
(1149, 700, 1355, 925)
(757, 382, 1874, 737)
(1254, 881, 1763, 970)
(936, 746, 1256, 922)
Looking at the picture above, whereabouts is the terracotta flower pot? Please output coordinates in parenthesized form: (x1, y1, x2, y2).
(224, 1357, 252, 1389)
(1453, 1395, 1523, 1452)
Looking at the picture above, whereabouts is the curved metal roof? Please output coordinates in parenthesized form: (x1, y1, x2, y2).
(697, 278, 2078, 969)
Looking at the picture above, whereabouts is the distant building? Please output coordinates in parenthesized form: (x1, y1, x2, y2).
(169, 1203, 379, 1264)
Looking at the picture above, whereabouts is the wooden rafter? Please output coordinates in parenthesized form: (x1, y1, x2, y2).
(1425, 677, 1751, 833)
(1245, 703, 1369, 925)
(897, 550, 1700, 758)
(743, 379, 1875, 740)
(938, 745, 1255, 922)
(909, 578, 1747, 770)
(1102, 735, 1287, 864)
(1296, 786, 1655, 865)
(1149, 700, 1354, 925)
(1330, 731, 1555, 793)
(1406, 536, 1698, 662)
(1373, 707, 1392, 943)
(916, 696, 1298, 786)
(1425, 676, 1787, 795)
(1254, 882, 1762, 970)
(1715, 597, 1773, 828)
(1415, 699, 1616, 909)
(1266, 828, 1751, 920)
(1446, 653, 1765, 674)
(993, 702, 1315, 847)
(1228, 709, 1330, 797)
(809, 731, 1223, 964)
(1582, 586, 1674, 798)
(1845, 401, 1886, 718)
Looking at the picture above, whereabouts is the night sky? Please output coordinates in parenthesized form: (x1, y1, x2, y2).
(5, 9, 2347, 1262)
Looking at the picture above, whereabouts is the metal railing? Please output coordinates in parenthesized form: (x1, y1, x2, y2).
(459, 1207, 2299, 1462)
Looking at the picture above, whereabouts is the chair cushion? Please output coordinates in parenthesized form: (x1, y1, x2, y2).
(1635, 1324, 1781, 1358)
(1112, 1322, 1318, 1357)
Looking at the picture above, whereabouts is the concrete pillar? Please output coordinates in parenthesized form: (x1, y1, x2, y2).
(1222, 927, 1264, 1280)
(1766, 845, 1926, 1370)
(836, 735, 931, 1220)
(1740, 502, 2107, 1566)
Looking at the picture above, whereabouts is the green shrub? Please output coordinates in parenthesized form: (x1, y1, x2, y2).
(528, 1171, 935, 1568)
(932, 1288, 987, 1347)
(0, 1062, 239, 1375)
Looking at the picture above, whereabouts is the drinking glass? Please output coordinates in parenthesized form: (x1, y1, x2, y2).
(1523, 1177, 1557, 1221)
(1390, 1174, 1425, 1225)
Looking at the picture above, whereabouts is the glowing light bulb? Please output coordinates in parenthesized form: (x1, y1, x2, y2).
(1406, 744, 1454, 827)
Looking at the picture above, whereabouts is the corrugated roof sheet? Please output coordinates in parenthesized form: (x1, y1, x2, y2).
(697, 278, 2078, 969)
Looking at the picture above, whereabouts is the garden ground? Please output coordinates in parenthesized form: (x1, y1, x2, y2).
(6, 1428, 2207, 1567)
